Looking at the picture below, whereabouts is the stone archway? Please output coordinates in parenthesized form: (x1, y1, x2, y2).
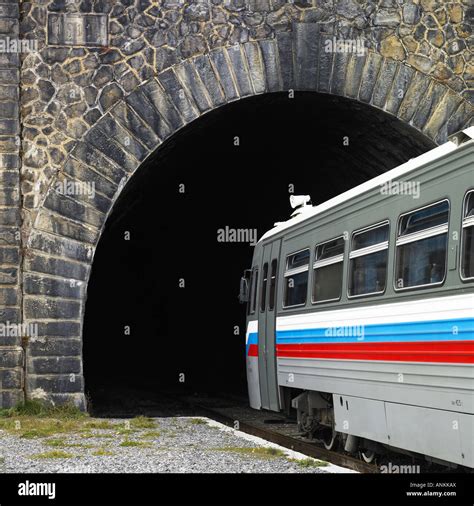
(20, 34, 472, 408)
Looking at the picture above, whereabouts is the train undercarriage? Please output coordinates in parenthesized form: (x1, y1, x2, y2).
(288, 389, 466, 470)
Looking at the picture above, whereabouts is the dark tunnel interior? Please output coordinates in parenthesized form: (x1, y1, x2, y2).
(82, 91, 436, 414)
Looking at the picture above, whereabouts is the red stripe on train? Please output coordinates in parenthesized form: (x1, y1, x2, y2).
(276, 341, 474, 363)
(247, 344, 259, 357)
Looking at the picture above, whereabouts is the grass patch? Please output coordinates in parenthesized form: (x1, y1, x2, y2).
(31, 450, 75, 459)
(130, 416, 156, 429)
(288, 457, 329, 468)
(43, 439, 95, 449)
(81, 432, 114, 439)
(1, 400, 86, 419)
(140, 430, 161, 439)
(211, 446, 285, 459)
(189, 418, 208, 425)
(43, 438, 69, 447)
(116, 428, 137, 436)
(20, 428, 59, 439)
(92, 448, 114, 456)
(82, 420, 115, 430)
(13, 420, 80, 439)
(0, 404, 117, 440)
(119, 440, 152, 448)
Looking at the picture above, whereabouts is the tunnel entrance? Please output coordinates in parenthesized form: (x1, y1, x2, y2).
(82, 91, 435, 414)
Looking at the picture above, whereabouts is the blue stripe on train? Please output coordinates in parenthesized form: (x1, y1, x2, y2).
(276, 318, 474, 344)
(246, 332, 258, 357)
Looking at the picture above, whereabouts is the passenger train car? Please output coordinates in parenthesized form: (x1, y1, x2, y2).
(240, 127, 474, 468)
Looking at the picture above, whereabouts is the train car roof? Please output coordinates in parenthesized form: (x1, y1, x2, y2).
(258, 126, 474, 244)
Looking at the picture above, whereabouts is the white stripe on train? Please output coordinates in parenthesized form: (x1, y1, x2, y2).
(276, 293, 473, 332)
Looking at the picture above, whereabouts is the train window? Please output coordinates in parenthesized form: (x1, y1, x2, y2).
(283, 249, 310, 308)
(399, 200, 449, 235)
(349, 222, 389, 297)
(249, 268, 258, 314)
(260, 263, 268, 312)
(269, 259, 277, 310)
(312, 237, 344, 303)
(395, 200, 449, 290)
(461, 191, 474, 281)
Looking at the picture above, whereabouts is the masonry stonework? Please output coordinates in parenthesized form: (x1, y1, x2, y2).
(0, 0, 472, 409)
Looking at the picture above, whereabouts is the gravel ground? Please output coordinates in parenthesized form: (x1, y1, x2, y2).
(0, 416, 348, 474)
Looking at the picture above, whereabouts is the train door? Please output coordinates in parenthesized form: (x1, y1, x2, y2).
(257, 240, 281, 411)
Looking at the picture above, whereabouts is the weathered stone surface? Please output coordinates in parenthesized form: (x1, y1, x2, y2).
(27, 374, 84, 394)
(373, 9, 400, 27)
(28, 356, 82, 375)
(35, 210, 99, 245)
(24, 252, 90, 281)
(412, 81, 447, 130)
(294, 22, 320, 90)
(402, 2, 421, 24)
(226, 45, 253, 97)
(34, 321, 82, 339)
(0, 3, 20, 18)
(359, 52, 383, 103)
(141, 79, 185, 131)
(194, 54, 226, 106)
(372, 59, 398, 108)
(398, 70, 432, 122)
(0, 247, 19, 265)
(28, 230, 93, 264)
(423, 92, 462, 142)
(259, 39, 282, 92)
(336, 0, 363, 20)
(125, 88, 173, 142)
(0, 266, 17, 285)
(385, 64, 415, 114)
(0, 368, 23, 390)
(448, 4, 463, 24)
(84, 126, 138, 173)
(317, 33, 334, 93)
(98, 82, 123, 110)
(24, 297, 81, 320)
(0, 208, 20, 226)
(94, 115, 148, 162)
(156, 69, 199, 123)
(209, 48, 239, 101)
(407, 54, 433, 73)
(111, 101, 161, 151)
(43, 190, 105, 229)
(0, 349, 23, 369)
(243, 42, 266, 95)
(29, 338, 82, 357)
(276, 31, 294, 90)
(70, 142, 128, 185)
(380, 35, 406, 61)
(173, 60, 212, 112)
(330, 50, 350, 96)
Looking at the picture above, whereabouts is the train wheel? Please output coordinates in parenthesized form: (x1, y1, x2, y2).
(322, 429, 337, 451)
(360, 449, 376, 463)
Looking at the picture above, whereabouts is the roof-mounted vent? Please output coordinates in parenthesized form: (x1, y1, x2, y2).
(448, 126, 474, 146)
(289, 195, 312, 218)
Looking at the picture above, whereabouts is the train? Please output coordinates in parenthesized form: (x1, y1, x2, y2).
(240, 127, 474, 468)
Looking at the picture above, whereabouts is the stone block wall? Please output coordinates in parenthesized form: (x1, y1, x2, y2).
(0, 0, 23, 408)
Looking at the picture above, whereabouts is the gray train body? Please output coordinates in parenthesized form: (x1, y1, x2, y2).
(243, 128, 474, 468)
